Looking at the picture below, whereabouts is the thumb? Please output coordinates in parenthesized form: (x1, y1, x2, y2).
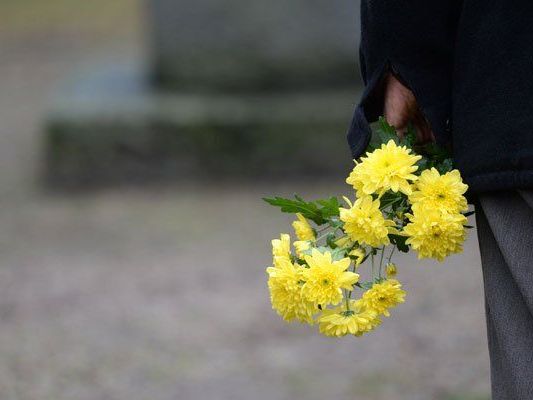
(383, 74, 418, 137)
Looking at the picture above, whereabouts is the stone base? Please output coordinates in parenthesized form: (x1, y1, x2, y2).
(44, 63, 361, 187)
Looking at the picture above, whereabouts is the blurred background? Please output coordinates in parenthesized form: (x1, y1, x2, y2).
(0, 1, 489, 399)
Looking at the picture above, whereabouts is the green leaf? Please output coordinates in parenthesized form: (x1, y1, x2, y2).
(416, 156, 429, 171)
(329, 219, 344, 229)
(330, 247, 348, 261)
(295, 258, 308, 266)
(436, 158, 454, 174)
(368, 117, 399, 153)
(376, 116, 399, 145)
(315, 246, 330, 252)
(316, 196, 341, 219)
(263, 195, 342, 226)
(389, 234, 409, 253)
(326, 233, 337, 248)
(421, 142, 451, 160)
(352, 253, 371, 264)
(402, 123, 417, 149)
(379, 191, 405, 210)
(367, 122, 382, 153)
(358, 281, 375, 290)
(263, 195, 325, 224)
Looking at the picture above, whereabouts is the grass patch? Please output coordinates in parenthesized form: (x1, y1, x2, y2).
(0, 0, 140, 37)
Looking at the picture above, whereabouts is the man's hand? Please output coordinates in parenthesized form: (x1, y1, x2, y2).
(383, 74, 435, 143)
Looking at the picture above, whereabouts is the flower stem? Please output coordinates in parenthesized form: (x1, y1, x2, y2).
(379, 246, 385, 278)
(388, 246, 396, 263)
(345, 291, 351, 310)
(371, 252, 375, 280)
(315, 230, 331, 242)
(316, 224, 330, 234)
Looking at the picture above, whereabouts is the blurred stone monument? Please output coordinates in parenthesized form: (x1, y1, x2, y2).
(45, 0, 361, 186)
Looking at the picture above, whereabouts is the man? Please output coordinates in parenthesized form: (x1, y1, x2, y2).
(348, 1, 533, 399)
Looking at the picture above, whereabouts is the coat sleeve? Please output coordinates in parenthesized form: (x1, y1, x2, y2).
(348, 0, 462, 158)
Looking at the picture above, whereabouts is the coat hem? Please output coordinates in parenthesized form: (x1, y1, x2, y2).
(465, 170, 533, 194)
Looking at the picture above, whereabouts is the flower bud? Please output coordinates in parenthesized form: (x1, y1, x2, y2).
(386, 262, 397, 277)
(293, 241, 311, 258)
(334, 236, 353, 249)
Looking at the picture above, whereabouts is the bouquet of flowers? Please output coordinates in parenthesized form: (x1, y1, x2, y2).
(264, 118, 473, 338)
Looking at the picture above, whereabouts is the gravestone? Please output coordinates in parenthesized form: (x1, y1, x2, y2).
(148, 0, 360, 92)
(45, 0, 362, 187)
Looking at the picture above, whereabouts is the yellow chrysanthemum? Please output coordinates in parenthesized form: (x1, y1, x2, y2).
(271, 233, 291, 267)
(302, 249, 359, 305)
(409, 168, 468, 213)
(292, 213, 315, 241)
(404, 204, 467, 261)
(272, 233, 290, 258)
(346, 140, 421, 196)
(293, 240, 311, 258)
(349, 247, 366, 266)
(360, 279, 406, 317)
(318, 300, 381, 337)
(385, 262, 397, 277)
(340, 196, 396, 248)
(266, 258, 317, 323)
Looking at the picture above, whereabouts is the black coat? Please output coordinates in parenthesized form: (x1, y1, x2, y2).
(348, 0, 533, 193)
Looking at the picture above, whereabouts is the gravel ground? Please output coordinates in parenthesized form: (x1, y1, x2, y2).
(0, 2, 490, 399)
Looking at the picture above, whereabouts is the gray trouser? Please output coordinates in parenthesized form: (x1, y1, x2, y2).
(476, 191, 533, 399)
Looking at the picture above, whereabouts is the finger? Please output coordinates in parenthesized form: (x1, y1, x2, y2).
(384, 100, 408, 136)
(413, 110, 435, 144)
